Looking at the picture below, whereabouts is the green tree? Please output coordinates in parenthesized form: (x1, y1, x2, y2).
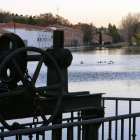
(14, 18, 27, 24)
(27, 16, 36, 25)
(0, 10, 11, 23)
(108, 23, 120, 43)
(133, 23, 140, 45)
(12, 16, 36, 25)
(108, 23, 113, 36)
(135, 30, 140, 44)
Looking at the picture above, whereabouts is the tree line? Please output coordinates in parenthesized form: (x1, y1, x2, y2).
(2, 9, 134, 45)
(107, 23, 122, 43)
(0, 10, 72, 26)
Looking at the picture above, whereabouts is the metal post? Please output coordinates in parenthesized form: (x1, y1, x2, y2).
(77, 111, 81, 140)
(121, 119, 124, 140)
(29, 125, 33, 140)
(67, 117, 73, 140)
(82, 109, 99, 140)
(132, 117, 136, 140)
(1, 128, 4, 140)
(53, 31, 64, 49)
(16, 135, 18, 140)
(129, 100, 132, 140)
(19, 135, 22, 140)
(14, 16, 15, 33)
(42, 131, 45, 140)
(102, 122, 104, 140)
(115, 100, 118, 140)
(52, 114, 62, 140)
(108, 121, 112, 140)
(102, 99, 105, 140)
(36, 133, 39, 140)
(69, 112, 74, 140)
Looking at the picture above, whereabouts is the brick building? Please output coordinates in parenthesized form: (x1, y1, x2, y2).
(49, 24, 83, 46)
(75, 22, 97, 35)
(102, 34, 113, 44)
(75, 23, 113, 45)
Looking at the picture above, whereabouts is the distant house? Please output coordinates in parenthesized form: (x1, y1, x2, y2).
(49, 24, 83, 46)
(92, 34, 113, 44)
(92, 35, 99, 44)
(102, 34, 113, 44)
(0, 22, 52, 48)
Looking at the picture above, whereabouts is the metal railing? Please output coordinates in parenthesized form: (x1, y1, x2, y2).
(0, 97, 140, 140)
(101, 97, 140, 140)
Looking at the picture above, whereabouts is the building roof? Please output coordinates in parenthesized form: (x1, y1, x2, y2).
(51, 24, 83, 33)
(0, 23, 5, 26)
(0, 22, 53, 32)
(0, 28, 11, 33)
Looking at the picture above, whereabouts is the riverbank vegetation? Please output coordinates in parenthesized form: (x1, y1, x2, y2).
(105, 42, 126, 48)
(107, 23, 122, 43)
(119, 12, 140, 46)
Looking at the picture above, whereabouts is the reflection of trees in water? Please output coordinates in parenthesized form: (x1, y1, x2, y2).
(69, 46, 96, 52)
(84, 47, 95, 51)
(68, 71, 140, 83)
(124, 48, 140, 54)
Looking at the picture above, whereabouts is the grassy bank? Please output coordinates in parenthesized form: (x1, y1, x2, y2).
(105, 42, 140, 49)
(105, 42, 126, 48)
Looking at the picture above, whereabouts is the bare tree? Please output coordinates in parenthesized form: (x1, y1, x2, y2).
(0, 9, 11, 23)
(81, 24, 92, 43)
(119, 13, 140, 45)
(36, 13, 71, 27)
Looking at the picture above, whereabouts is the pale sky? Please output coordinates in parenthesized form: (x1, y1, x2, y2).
(1, 0, 140, 28)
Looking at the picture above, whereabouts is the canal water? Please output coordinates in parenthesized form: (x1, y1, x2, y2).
(5, 47, 140, 139)
(69, 48, 140, 98)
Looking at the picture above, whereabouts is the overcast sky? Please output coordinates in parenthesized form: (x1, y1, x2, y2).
(1, 0, 140, 28)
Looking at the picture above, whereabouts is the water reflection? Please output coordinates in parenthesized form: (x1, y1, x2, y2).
(68, 48, 140, 98)
(71, 46, 140, 54)
(68, 71, 140, 82)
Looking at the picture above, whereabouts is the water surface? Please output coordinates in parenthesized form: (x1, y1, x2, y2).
(68, 48, 140, 98)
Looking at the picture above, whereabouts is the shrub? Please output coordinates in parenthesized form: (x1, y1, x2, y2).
(105, 41, 111, 45)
